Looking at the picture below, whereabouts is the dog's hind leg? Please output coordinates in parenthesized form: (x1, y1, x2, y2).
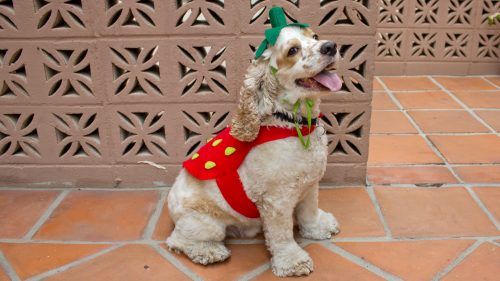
(166, 213, 230, 265)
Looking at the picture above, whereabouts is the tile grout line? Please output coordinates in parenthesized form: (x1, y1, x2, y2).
(427, 76, 500, 137)
(464, 186, 500, 230)
(237, 263, 271, 281)
(366, 184, 392, 238)
(142, 189, 168, 240)
(150, 243, 204, 281)
(23, 190, 70, 240)
(431, 239, 483, 281)
(0, 250, 21, 281)
(480, 76, 500, 90)
(376, 77, 464, 184)
(320, 241, 403, 281)
(25, 244, 124, 281)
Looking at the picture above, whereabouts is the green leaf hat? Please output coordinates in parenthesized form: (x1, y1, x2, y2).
(254, 6, 309, 59)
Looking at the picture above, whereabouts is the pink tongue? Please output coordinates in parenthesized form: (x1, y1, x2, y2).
(312, 71, 342, 91)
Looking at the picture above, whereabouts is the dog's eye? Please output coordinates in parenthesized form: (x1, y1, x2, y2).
(313, 34, 319, 40)
(288, 47, 299, 56)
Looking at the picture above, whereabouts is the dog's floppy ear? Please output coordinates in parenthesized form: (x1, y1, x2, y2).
(231, 54, 278, 142)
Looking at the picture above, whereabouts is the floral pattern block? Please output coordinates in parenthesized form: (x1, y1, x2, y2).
(410, 32, 437, 58)
(321, 110, 367, 160)
(334, 43, 369, 96)
(447, 0, 473, 25)
(0, 113, 40, 158)
(182, 110, 230, 157)
(444, 33, 469, 58)
(477, 33, 499, 59)
(480, 0, 500, 25)
(53, 112, 101, 158)
(0, 48, 28, 98)
(0, 0, 16, 30)
(177, 45, 228, 97)
(111, 46, 161, 97)
(34, 0, 86, 30)
(105, 0, 156, 28)
(414, 0, 439, 24)
(40, 47, 93, 97)
(249, 0, 299, 26)
(377, 31, 403, 58)
(176, 0, 224, 27)
(378, 0, 405, 25)
(118, 110, 168, 157)
(319, 0, 370, 27)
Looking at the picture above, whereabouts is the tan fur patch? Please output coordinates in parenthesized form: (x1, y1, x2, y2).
(183, 196, 238, 222)
(302, 28, 316, 39)
(277, 38, 301, 70)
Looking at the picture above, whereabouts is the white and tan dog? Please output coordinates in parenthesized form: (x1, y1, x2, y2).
(167, 25, 342, 277)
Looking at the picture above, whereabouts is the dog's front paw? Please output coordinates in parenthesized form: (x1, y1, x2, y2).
(271, 244, 313, 277)
(300, 209, 340, 240)
(167, 235, 230, 265)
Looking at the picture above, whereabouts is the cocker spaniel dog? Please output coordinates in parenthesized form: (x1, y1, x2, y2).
(167, 16, 342, 277)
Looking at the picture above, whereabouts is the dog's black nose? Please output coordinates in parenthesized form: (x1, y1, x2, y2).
(320, 41, 337, 56)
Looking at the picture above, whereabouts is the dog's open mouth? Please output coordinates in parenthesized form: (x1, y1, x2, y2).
(295, 63, 342, 92)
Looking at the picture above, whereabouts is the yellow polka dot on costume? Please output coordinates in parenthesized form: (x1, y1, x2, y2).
(204, 161, 216, 170)
(191, 153, 199, 160)
(212, 139, 222, 147)
(207, 137, 213, 143)
(225, 147, 236, 156)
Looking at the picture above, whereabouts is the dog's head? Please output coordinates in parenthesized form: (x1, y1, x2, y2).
(231, 26, 341, 142)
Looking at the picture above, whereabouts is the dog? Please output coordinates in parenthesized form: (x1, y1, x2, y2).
(166, 24, 342, 277)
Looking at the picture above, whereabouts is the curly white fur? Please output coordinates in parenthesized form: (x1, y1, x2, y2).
(167, 26, 341, 277)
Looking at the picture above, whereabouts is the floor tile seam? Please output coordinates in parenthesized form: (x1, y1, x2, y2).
(142, 189, 168, 240)
(237, 263, 271, 281)
(319, 241, 403, 281)
(25, 243, 124, 281)
(376, 77, 464, 184)
(431, 240, 483, 281)
(0, 250, 21, 281)
(428, 76, 500, 137)
(464, 186, 500, 230)
(331, 236, 500, 242)
(480, 76, 500, 90)
(366, 184, 393, 238)
(150, 243, 204, 281)
(23, 190, 70, 240)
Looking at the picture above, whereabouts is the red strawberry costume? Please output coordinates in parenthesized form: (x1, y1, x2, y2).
(183, 125, 317, 218)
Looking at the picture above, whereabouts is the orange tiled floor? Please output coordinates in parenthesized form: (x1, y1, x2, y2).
(0, 76, 499, 281)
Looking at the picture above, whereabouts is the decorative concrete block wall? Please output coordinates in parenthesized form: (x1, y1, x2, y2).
(376, 0, 500, 75)
(0, 0, 377, 187)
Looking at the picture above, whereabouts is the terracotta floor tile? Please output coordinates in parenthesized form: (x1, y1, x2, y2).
(453, 165, 500, 183)
(373, 79, 384, 91)
(453, 91, 500, 109)
(394, 91, 462, 110)
(171, 244, 270, 281)
(434, 77, 497, 91)
(152, 199, 174, 241)
(0, 190, 60, 239)
(381, 76, 440, 91)
(0, 268, 8, 281)
(442, 243, 500, 281)
(475, 110, 500, 131)
(484, 76, 500, 87)
(472, 187, 500, 222)
(253, 244, 384, 281)
(338, 240, 473, 281)
(368, 135, 442, 165)
(34, 191, 159, 241)
(429, 135, 500, 164)
(370, 111, 417, 134)
(319, 188, 385, 237)
(367, 166, 458, 185)
(0, 243, 110, 280)
(409, 111, 489, 133)
(44, 245, 190, 281)
(372, 92, 398, 110)
(375, 187, 499, 237)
